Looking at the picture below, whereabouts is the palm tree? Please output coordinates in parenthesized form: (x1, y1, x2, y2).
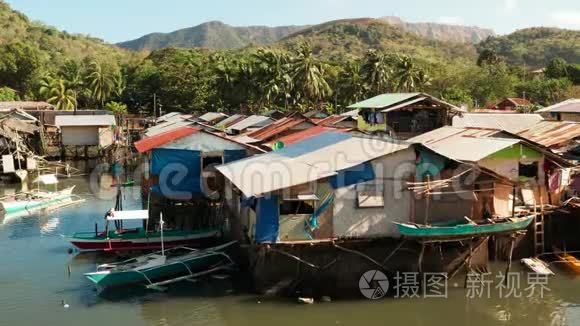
(253, 48, 293, 109)
(338, 59, 367, 105)
(361, 49, 393, 95)
(395, 55, 431, 92)
(59, 60, 85, 111)
(40, 77, 76, 111)
(86, 60, 114, 107)
(290, 42, 331, 107)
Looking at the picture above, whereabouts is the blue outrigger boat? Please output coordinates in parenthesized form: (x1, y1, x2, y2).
(394, 215, 535, 239)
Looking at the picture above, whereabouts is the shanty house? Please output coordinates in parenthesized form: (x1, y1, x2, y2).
(537, 99, 580, 122)
(135, 126, 263, 201)
(197, 112, 228, 125)
(55, 115, 116, 146)
(493, 98, 532, 111)
(225, 115, 274, 135)
(347, 93, 463, 138)
(217, 131, 504, 244)
(233, 116, 316, 149)
(410, 126, 573, 208)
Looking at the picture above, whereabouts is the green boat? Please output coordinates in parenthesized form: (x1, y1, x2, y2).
(84, 240, 237, 290)
(0, 186, 75, 218)
(394, 215, 535, 239)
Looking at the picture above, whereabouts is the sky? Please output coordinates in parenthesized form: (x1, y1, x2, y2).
(5, 0, 580, 43)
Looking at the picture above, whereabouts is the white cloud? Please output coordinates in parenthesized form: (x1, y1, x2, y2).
(438, 16, 465, 25)
(502, 0, 518, 12)
(549, 11, 580, 29)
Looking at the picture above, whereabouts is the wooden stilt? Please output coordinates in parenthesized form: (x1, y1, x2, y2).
(463, 242, 473, 288)
(418, 243, 425, 275)
(503, 236, 515, 285)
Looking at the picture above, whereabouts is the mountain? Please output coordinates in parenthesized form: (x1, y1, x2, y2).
(379, 16, 494, 44)
(477, 27, 580, 67)
(117, 21, 308, 50)
(277, 18, 478, 62)
(0, 0, 132, 64)
(118, 17, 495, 51)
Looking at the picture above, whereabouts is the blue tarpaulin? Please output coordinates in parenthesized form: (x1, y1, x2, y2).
(224, 149, 247, 163)
(277, 132, 351, 158)
(255, 195, 279, 243)
(151, 148, 202, 199)
(330, 161, 375, 188)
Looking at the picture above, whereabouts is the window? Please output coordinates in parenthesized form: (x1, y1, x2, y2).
(356, 182, 384, 208)
(280, 198, 315, 215)
(202, 155, 223, 169)
(519, 161, 538, 178)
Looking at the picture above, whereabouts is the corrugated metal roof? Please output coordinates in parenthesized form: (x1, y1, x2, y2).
(145, 120, 196, 137)
(409, 126, 520, 162)
(135, 126, 200, 153)
(316, 115, 351, 126)
(348, 93, 420, 109)
(0, 101, 54, 111)
(244, 117, 314, 141)
(55, 115, 116, 127)
(340, 108, 358, 118)
(198, 112, 228, 123)
(452, 113, 543, 133)
(216, 114, 246, 128)
(348, 92, 463, 112)
(517, 120, 580, 148)
(217, 132, 411, 197)
(227, 115, 273, 132)
(537, 99, 580, 113)
(160, 130, 247, 151)
(156, 112, 182, 123)
(264, 125, 347, 148)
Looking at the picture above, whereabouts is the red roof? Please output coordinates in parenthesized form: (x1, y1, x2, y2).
(134, 126, 200, 153)
(245, 117, 313, 141)
(264, 125, 348, 148)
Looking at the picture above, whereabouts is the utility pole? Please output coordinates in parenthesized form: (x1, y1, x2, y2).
(153, 93, 157, 119)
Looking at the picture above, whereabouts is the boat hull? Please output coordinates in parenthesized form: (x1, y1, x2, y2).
(0, 186, 75, 217)
(85, 242, 237, 289)
(394, 216, 535, 239)
(69, 228, 221, 251)
(556, 253, 580, 274)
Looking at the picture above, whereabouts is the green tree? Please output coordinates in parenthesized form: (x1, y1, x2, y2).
(361, 49, 393, 95)
(253, 48, 293, 109)
(477, 49, 504, 67)
(545, 57, 569, 79)
(395, 55, 431, 92)
(86, 60, 114, 107)
(105, 101, 128, 124)
(0, 43, 45, 97)
(39, 77, 76, 110)
(337, 59, 366, 105)
(0, 86, 19, 101)
(290, 42, 332, 106)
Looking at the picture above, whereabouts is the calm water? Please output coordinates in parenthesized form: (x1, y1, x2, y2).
(0, 176, 579, 326)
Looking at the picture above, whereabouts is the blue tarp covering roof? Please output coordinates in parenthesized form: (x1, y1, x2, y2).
(330, 161, 376, 188)
(151, 148, 202, 200)
(275, 131, 352, 158)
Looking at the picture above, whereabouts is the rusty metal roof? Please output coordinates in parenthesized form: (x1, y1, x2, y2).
(263, 125, 348, 148)
(135, 126, 200, 153)
(315, 115, 352, 126)
(244, 117, 315, 141)
(516, 120, 580, 148)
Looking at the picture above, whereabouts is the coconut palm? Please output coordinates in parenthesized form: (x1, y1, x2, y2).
(396, 55, 431, 92)
(86, 60, 114, 107)
(290, 42, 331, 106)
(40, 77, 77, 111)
(253, 48, 293, 109)
(361, 49, 393, 95)
(338, 59, 367, 104)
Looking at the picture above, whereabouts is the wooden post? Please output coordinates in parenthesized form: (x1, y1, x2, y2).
(424, 175, 431, 224)
(511, 185, 516, 218)
(503, 236, 515, 285)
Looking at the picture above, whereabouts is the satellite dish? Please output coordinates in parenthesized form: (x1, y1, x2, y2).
(273, 141, 285, 151)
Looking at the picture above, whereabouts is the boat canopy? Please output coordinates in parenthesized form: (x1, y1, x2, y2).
(33, 174, 58, 185)
(107, 210, 149, 221)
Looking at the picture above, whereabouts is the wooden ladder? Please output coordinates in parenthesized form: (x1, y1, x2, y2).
(533, 187, 545, 256)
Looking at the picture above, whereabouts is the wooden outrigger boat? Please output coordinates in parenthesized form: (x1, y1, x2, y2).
(0, 174, 75, 218)
(84, 214, 237, 291)
(68, 210, 220, 251)
(394, 215, 535, 239)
